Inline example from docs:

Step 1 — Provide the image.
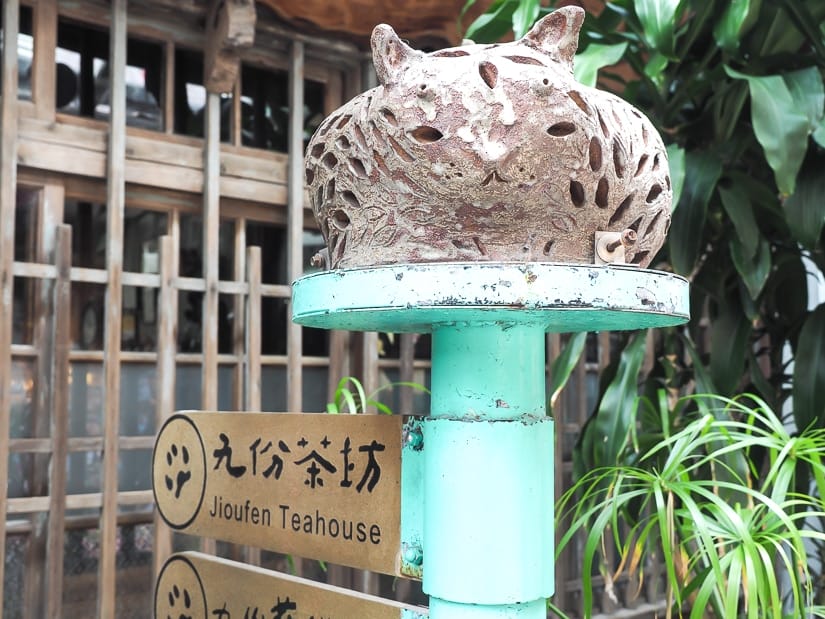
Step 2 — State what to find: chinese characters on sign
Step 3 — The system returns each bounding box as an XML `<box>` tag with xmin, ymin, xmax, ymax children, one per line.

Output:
<box><xmin>152</xmin><ymin>412</ymin><xmax>404</xmax><ymax>575</ymax></box>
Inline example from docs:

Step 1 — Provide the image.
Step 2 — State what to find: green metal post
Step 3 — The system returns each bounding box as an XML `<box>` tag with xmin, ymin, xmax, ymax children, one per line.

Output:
<box><xmin>424</xmin><ymin>323</ymin><xmax>554</xmax><ymax>618</ymax></box>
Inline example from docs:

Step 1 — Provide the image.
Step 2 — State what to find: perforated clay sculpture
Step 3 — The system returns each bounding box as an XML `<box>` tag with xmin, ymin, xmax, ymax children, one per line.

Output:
<box><xmin>305</xmin><ymin>6</ymin><xmax>671</xmax><ymax>270</ymax></box>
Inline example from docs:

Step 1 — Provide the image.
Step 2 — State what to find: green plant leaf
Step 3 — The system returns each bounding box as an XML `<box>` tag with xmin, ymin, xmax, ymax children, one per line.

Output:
<box><xmin>511</xmin><ymin>0</ymin><xmax>539</xmax><ymax>39</ymax></box>
<box><xmin>783</xmin><ymin>67</ymin><xmax>825</xmax><ymax>130</ymax></box>
<box><xmin>815</xmin><ymin>117</ymin><xmax>825</xmax><ymax>148</ymax></box>
<box><xmin>591</xmin><ymin>331</ymin><xmax>647</xmax><ymax>466</ymax></box>
<box><xmin>465</xmin><ymin>0</ymin><xmax>518</xmax><ymax>42</ymax></box>
<box><xmin>785</xmin><ymin>149</ymin><xmax>825</xmax><ymax>250</ymax></box>
<box><xmin>574</xmin><ymin>42</ymin><xmax>628</xmax><ymax>88</ymax></box>
<box><xmin>730</xmin><ymin>235</ymin><xmax>771</xmax><ymax>300</ymax></box>
<box><xmin>725</xmin><ymin>67</ymin><xmax>810</xmax><ymax>196</ymax></box>
<box><xmin>793</xmin><ymin>304</ymin><xmax>825</xmax><ymax>431</ymax></box>
<box><xmin>719</xmin><ymin>185</ymin><xmax>759</xmax><ymax>259</ymax></box>
<box><xmin>549</xmin><ymin>332</ymin><xmax>587</xmax><ymax>411</ymax></box>
<box><xmin>710</xmin><ymin>300</ymin><xmax>751</xmax><ymax>396</ymax></box>
<box><xmin>713</xmin><ymin>0</ymin><xmax>752</xmax><ymax>52</ymax></box>
<box><xmin>633</xmin><ymin>0</ymin><xmax>683</xmax><ymax>56</ymax></box>
<box><xmin>666</xmin><ymin>144</ymin><xmax>685</xmax><ymax>212</ymax></box>
<box><xmin>669</xmin><ymin>151</ymin><xmax>722</xmax><ymax>275</ymax></box>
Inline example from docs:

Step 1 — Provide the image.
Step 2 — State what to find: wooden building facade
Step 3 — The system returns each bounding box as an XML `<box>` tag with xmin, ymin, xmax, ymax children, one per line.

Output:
<box><xmin>0</xmin><ymin>1</ymin><xmax>663</xmax><ymax>617</ymax></box>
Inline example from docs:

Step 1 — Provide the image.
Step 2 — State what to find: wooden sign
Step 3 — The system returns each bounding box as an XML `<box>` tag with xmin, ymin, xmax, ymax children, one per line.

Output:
<box><xmin>155</xmin><ymin>552</ymin><xmax>428</xmax><ymax>619</ymax></box>
<box><xmin>153</xmin><ymin>412</ymin><xmax>407</xmax><ymax>575</ymax></box>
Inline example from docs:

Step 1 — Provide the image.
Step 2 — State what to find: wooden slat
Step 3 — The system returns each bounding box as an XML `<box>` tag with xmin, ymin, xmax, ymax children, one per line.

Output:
<box><xmin>152</xmin><ymin>235</ymin><xmax>177</xmax><ymax>584</ymax></box>
<box><xmin>8</xmin><ymin>491</ymin><xmax>155</xmax><ymax>514</ymax></box>
<box><xmin>33</xmin><ymin>0</ymin><xmax>57</xmax><ymax>119</ymax></box>
<box><xmin>0</xmin><ymin>0</ymin><xmax>21</xmax><ymax>607</ymax></box>
<box><xmin>286</xmin><ymin>40</ymin><xmax>305</xmax><ymax>415</ymax></box>
<box><xmin>243</xmin><ymin>246</ymin><xmax>262</xmax><ymax>566</ymax></box>
<box><xmin>200</xmin><ymin>92</ymin><xmax>221</xmax><ymax>557</ymax></box>
<box><xmin>46</xmin><ymin>225</ymin><xmax>71</xmax><ymax>619</ymax></box>
<box><xmin>98</xmin><ymin>2</ymin><xmax>127</xmax><ymax>615</ymax></box>
<box><xmin>9</xmin><ymin>436</ymin><xmax>155</xmax><ymax>453</ymax></box>
<box><xmin>163</xmin><ymin>40</ymin><xmax>174</xmax><ymax>134</ymax></box>
<box><xmin>12</xmin><ymin>261</ymin><xmax>58</xmax><ymax>278</ymax></box>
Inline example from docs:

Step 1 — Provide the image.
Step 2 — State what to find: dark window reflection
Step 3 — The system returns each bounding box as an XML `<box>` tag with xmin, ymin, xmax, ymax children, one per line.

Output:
<box><xmin>122</xmin><ymin>286</ymin><xmax>157</xmax><ymax>351</ymax></box>
<box><xmin>64</xmin><ymin>200</ymin><xmax>107</xmax><ymax>269</ymax></box>
<box><xmin>241</xmin><ymin>64</ymin><xmax>288</xmax><ymax>151</ymax></box>
<box><xmin>14</xmin><ymin>187</ymin><xmax>38</xmax><ymax>263</ymax></box>
<box><xmin>0</xmin><ymin>5</ymin><xmax>33</xmax><ymax>100</ymax></box>
<box><xmin>174</xmin><ymin>47</ymin><xmax>231</xmax><ymax>142</ymax></box>
<box><xmin>246</xmin><ymin>221</ymin><xmax>286</xmax><ymax>284</ymax></box>
<box><xmin>56</xmin><ymin>19</ymin><xmax>108</xmax><ymax>117</ymax></box>
<box><xmin>72</xmin><ymin>283</ymin><xmax>106</xmax><ymax>350</ymax></box>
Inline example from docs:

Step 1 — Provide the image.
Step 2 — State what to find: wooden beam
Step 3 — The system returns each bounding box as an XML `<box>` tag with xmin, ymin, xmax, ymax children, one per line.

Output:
<box><xmin>33</xmin><ymin>0</ymin><xmax>57</xmax><ymax>119</ymax></box>
<box><xmin>200</xmin><ymin>91</ymin><xmax>221</xmax><ymax>556</ymax></box>
<box><xmin>286</xmin><ymin>41</ymin><xmax>305</xmax><ymax>415</ymax></box>
<box><xmin>0</xmin><ymin>0</ymin><xmax>21</xmax><ymax>607</ymax></box>
<box><xmin>46</xmin><ymin>225</ymin><xmax>72</xmax><ymax>619</ymax></box>
<box><xmin>98</xmin><ymin>1</ymin><xmax>127</xmax><ymax>617</ymax></box>
<box><xmin>204</xmin><ymin>0</ymin><xmax>256</xmax><ymax>93</ymax></box>
<box><xmin>152</xmin><ymin>235</ymin><xmax>177</xmax><ymax>584</ymax></box>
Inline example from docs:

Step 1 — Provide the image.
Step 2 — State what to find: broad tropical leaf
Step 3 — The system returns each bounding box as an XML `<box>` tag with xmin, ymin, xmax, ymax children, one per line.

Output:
<box><xmin>793</xmin><ymin>304</ymin><xmax>825</xmax><ymax>431</ymax></box>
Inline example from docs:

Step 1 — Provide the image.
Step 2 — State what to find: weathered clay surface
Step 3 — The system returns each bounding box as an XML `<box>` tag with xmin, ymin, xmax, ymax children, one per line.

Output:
<box><xmin>305</xmin><ymin>6</ymin><xmax>671</xmax><ymax>269</ymax></box>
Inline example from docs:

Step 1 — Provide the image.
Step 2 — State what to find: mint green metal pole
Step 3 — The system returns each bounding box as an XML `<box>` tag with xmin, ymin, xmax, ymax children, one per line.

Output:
<box><xmin>292</xmin><ymin>263</ymin><xmax>690</xmax><ymax>618</ymax></box>
<box><xmin>424</xmin><ymin>323</ymin><xmax>554</xmax><ymax>618</ymax></box>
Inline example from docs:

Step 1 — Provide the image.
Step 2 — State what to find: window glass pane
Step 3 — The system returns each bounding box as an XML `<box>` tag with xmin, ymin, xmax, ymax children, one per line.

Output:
<box><xmin>64</xmin><ymin>201</ymin><xmax>106</xmax><ymax>269</ymax></box>
<box><xmin>4</xmin><ymin>533</ymin><xmax>29</xmax><ymax>617</ymax></box>
<box><xmin>218</xmin><ymin>364</ymin><xmax>234</xmax><ymax>409</ymax></box>
<box><xmin>218</xmin><ymin>219</ymin><xmax>234</xmax><ymax>281</ymax></box>
<box><xmin>261</xmin><ymin>297</ymin><xmax>287</xmax><ymax>355</ymax></box>
<box><xmin>72</xmin><ymin>282</ymin><xmax>105</xmax><ymax>350</ymax></box>
<box><xmin>304</xmin><ymin>78</ymin><xmax>325</xmax><ymax>147</ymax></box>
<box><xmin>12</xmin><ymin>277</ymin><xmax>34</xmax><ymax>345</ymax></box>
<box><xmin>174</xmin><ymin>47</ymin><xmax>204</xmax><ymax>137</ymax></box>
<box><xmin>120</xmin><ymin>364</ymin><xmax>155</xmax><ymax>435</ymax></box>
<box><xmin>218</xmin><ymin>293</ymin><xmax>234</xmax><ymax>355</ymax></box>
<box><xmin>260</xmin><ymin>366</ymin><xmax>287</xmax><ymax>411</ymax></box>
<box><xmin>302</xmin><ymin>366</ymin><xmax>329</xmax><ymax>412</ymax></box>
<box><xmin>92</xmin><ymin>38</ymin><xmax>163</xmax><ymax>130</ymax></box>
<box><xmin>0</xmin><ymin>5</ymin><xmax>33</xmax><ymax>100</ymax></box>
<box><xmin>123</xmin><ymin>207</ymin><xmax>167</xmax><ymax>273</ymax></box>
<box><xmin>114</xmin><ymin>522</ymin><xmax>153</xmax><ymax>618</ymax></box>
<box><xmin>122</xmin><ymin>286</ymin><xmax>158</xmax><ymax>351</ymax></box>
<box><xmin>56</xmin><ymin>19</ymin><xmax>109</xmax><ymax>117</ymax></box>
<box><xmin>178</xmin><ymin>290</ymin><xmax>203</xmax><ymax>353</ymax></box>
<box><xmin>69</xmin><ymin>362</ymin><xmax>103</xmax><ymax>437</ymax></box>
<box><xmin>14</xmin><ymin>187</ymin><xmax>38</xmax><ymax>263</ymax></box>
<box><xmin>66</xmin><ymin>450</ymin><xmax>102</xmax><ymax>493</ymax></box>
<box><xmin>303</xmin><ymin>327</ymin><xmax>328</xmax><ymax>356</ymax></box>
<box><xmin>118</xmin><ymin>449</ymin><xmax>152</xmax><ymax>491</ymax></box>
<box><xmin>175</xmin><ymin>365</ymin><xmax>201</xmax><ymax>410</ymax></box>
<box><xmin>179</xmin><ymin>214</ymin><xmax>202</xmax><ymax>278</ymax></box>
<box><xmin>63</xmin><ymin>515</ymin><xmax>100</xmax><ymax>617</ymax></box>
<box><xmin>10</xmin><ymin>359</ymin><xmax>35</xmax><ymax>438</ymax></box>
<box><xmin>240</xmin><ymin>64</ymin><xmax>288</xmax><ymax>151</ymax></box>
<box><xmin>246</xmin><ymin>221</ymin><xmax>286</xmax><ymax>284</ymax></box>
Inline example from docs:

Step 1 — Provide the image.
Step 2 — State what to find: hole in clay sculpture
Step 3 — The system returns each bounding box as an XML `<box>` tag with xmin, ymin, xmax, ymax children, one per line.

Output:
<box><xmin>348</xmin><ymin>157</ymin><xmax>368</xmax><ymax>178</ymax></box>
<box><xmin>597</xmin><ymin>110</ymin><xmax>611</xmax><ymax>138</ymax></box>
<box><xmin>609</xmin><ymin>193</ymin><xmax>634</xmax><ymax>226</ymax></box>
<box><xmin>595</xmin><ymin>177</ymin><xmax>609</xmax><ymax>208</ymax></box>
<box><xmin>319</xmin><ymin>114</ymin><xmax>338</xmax><ymax>137</ymax></box>
<box><xmin>409</xmin><ymin>126</ymin><xmax>444</xmax><ymax>144</ymax></box>
<box><xmin>479</xmin><ymin>61</ymin><xmax>498</xmax><ymax>89</ymax></box>
<box><xmin>569</xmin><ymin>180</ymin><xmax>585</xmax><ymax>207</ymax></box>
<box><xmin>568</xmin><ymin>91</ymin><xmax>589</xmax><ymax>114</ymax></box>
<box><xmin>644</xmin><ymin>210</ymin><xmax>662</xmax><ymax>237</ymax></box>
<box><xmin>628</xmin><ymin>215</ymin><xmax>644</xmax><ymax>232</ymax></box>
<box><xmin>543</xmin><ymin>240</ymin><xmax>554</xmax><ymax>256</ymax></box>
<box><xmin>631</xmin><ymin>250</ymin><xmax>649</xmax><ymax>264</ymax></box>
<box><xmin>330</xmin><ymin>209</ymin><xmax>351</xmax><ymax>230</ymax></box>
<box><xmin>380</xmin><ymin>108</ymin><xmax>398</xmax><ymax>126</ymax></box>
<box><xmin>613</xmin><ymin>139</ymin><xmax>626</xmax><ymax>178</ymax></box>
<box><xmin>321</xmin><ymin>152</ymin><xmax>338</xmax><ymax>170</ymax></box>
<box><xmin>352</xmin><ymin>125</ymin><xmax>368</xmax><ymax>151</ymax></box>
<box><xmin>310</xmin><ymin>143</ymin><xmax>325</xmax><ymax>158</ymax></box>
<box><xmin>336</xmin><ymin>114</ymin><xmax>352</xmax><ymax>130</ymax></box>
<box><xmin>646</xmin><ymin>183</ymin><xmax>663</xmax><ymax>203</ymax></box>
<box><xmin>341</xmin><ymin>191</ymin><xmax>360</xmax><ymax>208</ymax></box>
<box><xmin>305</xmin><ymin>167</ymin><xmax>315</xmax><ymax>184</ymax></box>
<box><xmin>503</xmin><ymin>55</ymin><xmax>545</xmax><ymax>66</ymax></box>
<box><xmin>432</xmin><ymin>49</ymin><xmax>470</xmax><ymax>57</ymax></box>
<box><xmin>314</xmin><ymin>185</ymin><xmax>323</xmax><ymax>207</ymax></box>
<box><xmin>665</xmin><ymin>175</ymin><xmax>671</xmax><ymax>190</ymax></box>
<box><xmin>547</xmin><ymin>122</ymin><xmax>576</xmax><ymax>137</ymax></box>
<box><xmin>325</xmin><ymin>179</ymin><xmax>336</xmax><ymax>200</ymax></box>
<box><xmin>652</xmin><ymin>153</ymin><xmax>661</xmax><ymax>171</ymax></box>
<box><xmin>336</xmin><ymin>135</ymin><xmax>351</xmax><ymax>149</ymax></box>
<box><xmin>388</xmin><ymin>136</ymin><xmax>415</xmax><ymax>163</ymax></box>
<box><xmin>589</xmin><ymin>137</ymin><xmax>602</xmax><ymax>171</ymax></box>
<box><xmin>635</xmin><ymin>154</ymin><xmax>649</xmax><ymax>177</ymax></box>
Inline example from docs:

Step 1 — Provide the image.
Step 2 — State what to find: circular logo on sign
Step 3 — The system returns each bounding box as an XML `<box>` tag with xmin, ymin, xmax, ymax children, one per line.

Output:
<box><xmin>153</xmin><ymin>414</ymin><xmax>207</xmax><ymax>529</ymax></box>
<box><xmin>154</xmin><ymin>555</ymin><xmax>207</xmax><ymax>619</ymax></box>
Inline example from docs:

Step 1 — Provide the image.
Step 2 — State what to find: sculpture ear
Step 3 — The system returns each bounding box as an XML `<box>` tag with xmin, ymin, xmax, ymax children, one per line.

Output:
<box><xmin>523</xmin><ymin>6</ymin><xmax>585</xmax><ymax>66</ymax></box>
<box><xmin>371</xmin><ymin>24</ymin><xmax>421</xmax><ymax>86</ymax></box>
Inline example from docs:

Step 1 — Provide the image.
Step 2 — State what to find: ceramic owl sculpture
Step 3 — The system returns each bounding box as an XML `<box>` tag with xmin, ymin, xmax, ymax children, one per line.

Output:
<box><xmin>305</xmin><ymin>6</ymin><xmax>671</xmax><ymax>269</ymax></box>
